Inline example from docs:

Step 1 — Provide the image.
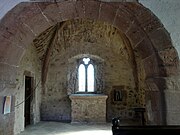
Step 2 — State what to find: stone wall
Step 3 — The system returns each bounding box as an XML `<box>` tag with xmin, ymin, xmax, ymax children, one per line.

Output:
<box><xmin>40</xmin><ymin>19</ymin><xmax>143</xmax><ymax>122</ymax></box>
<box><xmin>70</xmin><ymin>94</ymin><xmax>108</xmax><ymax>123</ymax></box>
<box><xmin>0</xmin><ymin>0</ymin><xmax>137</xmax><ymax>19</ymax></box>
<box><xmin>0</xmin><ymin>43</ymin><xmax>41</xmax><ymax>135</ymax></box>
<box><xmin>1</xmin><ymin>0</ymin><xmax>179</xmax><ymax>57</ymax></box>
<box><xmin>0</xmin><ymin>1</ymin><xmax>179</xmax><ymax>133</ymax></box>
<box><xmin>0</xmin><ymin>97</ymin><xmax>15</xmax><ymax>135</ymax></box>
<box><xmin>14</xmin><ymin>44</ymin><xmax>41</xmax><ymax>135</ymax></box>
<box><xmin>139</xmin><ymin>0</ymin><xmax>180</xmax><ymax>55</ymax></box>
<box><xmin>140</xmin><ymin>0</ymin><xmax>180</xmax><ymax>125</ymax></box>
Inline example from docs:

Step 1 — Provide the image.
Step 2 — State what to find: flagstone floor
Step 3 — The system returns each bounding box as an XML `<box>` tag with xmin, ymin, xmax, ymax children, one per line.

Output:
<box><xmin>18</xmin><ymin>121</ymin><xmax>112</xmax><ymax>135</ymax></box>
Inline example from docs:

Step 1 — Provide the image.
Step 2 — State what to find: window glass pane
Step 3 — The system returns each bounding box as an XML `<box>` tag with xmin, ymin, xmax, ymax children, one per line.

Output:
<box><xmin>83</xmin><ymin>58</ymin><xmax>90</xmax><ymax>65</ymax></box>
<box><xmin>87</xmin><ymin>64</ymin><xmax>94</xmax><ymax>92</ymax></box>
<box><xmin>78</xmin><ymin>64</ymin><xmax>85</xmax><ymax>92</ymax></box>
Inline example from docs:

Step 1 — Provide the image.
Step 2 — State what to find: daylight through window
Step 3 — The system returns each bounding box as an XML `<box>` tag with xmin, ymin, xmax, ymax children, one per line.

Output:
<box><xmin>78</xmin><ymin>58</ymin><xmax>94</xmax><ymax>92</ymax></box>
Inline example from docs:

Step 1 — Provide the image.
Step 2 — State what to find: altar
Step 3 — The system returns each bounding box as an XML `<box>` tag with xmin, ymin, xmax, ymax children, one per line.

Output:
<box><xmin>69</xmin><ymin>94</ymin><xmax>108</xmax><ymax>123</ymax></box>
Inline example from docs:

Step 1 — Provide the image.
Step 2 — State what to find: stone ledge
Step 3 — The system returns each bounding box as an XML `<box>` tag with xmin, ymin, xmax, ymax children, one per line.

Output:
<box><xmin>69</xmin><ymin>94</ymin><xmax>108</xmax><ymax>99</ymax></box>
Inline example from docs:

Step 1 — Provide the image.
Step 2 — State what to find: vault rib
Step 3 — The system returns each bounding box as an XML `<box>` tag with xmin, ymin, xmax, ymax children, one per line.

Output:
<box><xmin>42</xmin><ymin>22</ymin><xmax>67</xmax><ymax>94</ymax></box>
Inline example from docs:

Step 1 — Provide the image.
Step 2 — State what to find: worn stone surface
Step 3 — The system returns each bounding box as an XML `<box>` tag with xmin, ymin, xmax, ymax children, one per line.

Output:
<box><xmin>0</xmin><ymin>1</ymin><xmax>180</xmax><ymax>135</ymax></box>
<box><xmin>69</xmin><ymin>94</ymin><xmax>108</xmax><ymax>123</ymax></box>
<box><xmin>39</xmin><ymin>19</ymin><xmax>141</xmax><ymax>122</ymax></box>
<box><xmin>143</xmin><ymin>53</ymin><xmax>159</xmax><ymax>78</ymax></box>
<box><xmin>145</xmin><ymin>90</ymin><xmax>164</xmax><ymax>125</ymax></box>
<box><xmin>99</xmin><ymin>3</ymin><xmax>118</xmax><ymax>24</ymax></box>
<box><xmin>126</xmin><ymin>23</ymin><xmax>146</xmax><ymax>47</ymax></box>
<box><xmin>158</xmin><ymin>47</ymin><xmax>179</xmax><ymax>76</ymax></box>
<box><xmin>0</xmin><ymin>96</ymin><xmax>15</xmax><ymax>135</ymax></box>
<box><xmin>14</xmin><ymin>44</ymin><xmax>41</xmax><ymax>135</ymax></box>
<box><xmin>133</xmin><ymin>38</ymin><xmax>154</xmax><ymax>59</ymax></box>
<box><xmin>139</xmin><ymin>0</ymin><xmax>180</xmax><ymax>55</ymax></box>
<box><xmin>57</xmin><ymin>1</ymin><xmax>78</xmax><ymax>21</ymax></box>
<box><xmin>17</xmin><ymin>122</ymin><xmax>112</xmax><ymax>135</ymax></box>
<box><xmin>113</xmin><ymin>8</ymin><xmax>133</xmax><ymax>33</ymax></box>
<box><xmin>0</xmin><ymin>1</ymin><xmax>177</xmax><ymax>95</ymax></box>
<box><xmin>0</xmin><ymin>111</ymin><xmax>15</xmax><ymax>135</ymax></box>
<box><xmin>165</xmin><ymin>91</ymin><xmax>180</xmax><ymax>125</ymax></box>
<box><xmin>148</xmin><ymin>28</ymin><xmax>172</xmax><ymax>51</ymax></box>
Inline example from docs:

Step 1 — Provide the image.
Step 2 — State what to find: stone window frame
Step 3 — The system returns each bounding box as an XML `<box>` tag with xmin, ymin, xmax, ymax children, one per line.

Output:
<box><xmin>67</xmin><ymin>54</ymin><xmax>105</xmax><ymax>95</ymax></box>
<box><xmin>77</xmin><ymin>57</ymin><xmax>96</xmax><ymax>94</ymax></box>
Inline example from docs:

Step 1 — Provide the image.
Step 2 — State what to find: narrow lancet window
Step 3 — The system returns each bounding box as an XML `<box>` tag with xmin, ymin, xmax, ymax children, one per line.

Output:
<box><xmin>87</xmin><ymin>64</ymin><xmax>94</xmax><ymax>92</ymax></box>
<box><xmin>78</xmin><ymin>58</ymin><xmax>95</xmax><ymax>93</ymax></box>
<box><xmin>78</xmin><ymin>64</ymin><xmax>85</xmax><ymax>92</ymax></box>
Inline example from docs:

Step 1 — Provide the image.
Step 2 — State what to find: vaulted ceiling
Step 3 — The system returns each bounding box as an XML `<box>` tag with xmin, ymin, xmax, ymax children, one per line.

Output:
<box><xmin>32</xmin><ymin>19</ymin><xmax>133</xmax><ymax>86</ymax></box>
<box><xmin>33</xmin><ymin>19</ymin><xmax>129</xmax><ymax>62</ymax></box>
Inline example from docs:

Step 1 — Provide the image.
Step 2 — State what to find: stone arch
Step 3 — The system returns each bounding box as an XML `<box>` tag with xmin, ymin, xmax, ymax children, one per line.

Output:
<box><xmin>0</xmin><ymin>0</ymin><xmax>179</xmax><ymax>124</ymax></box>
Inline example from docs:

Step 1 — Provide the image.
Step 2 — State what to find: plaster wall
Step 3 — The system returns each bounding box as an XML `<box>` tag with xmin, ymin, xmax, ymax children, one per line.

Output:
<box><xmin>14</xmin><ymin>44</ymin><xmax>41</xmax><ymax>134</ymax></box>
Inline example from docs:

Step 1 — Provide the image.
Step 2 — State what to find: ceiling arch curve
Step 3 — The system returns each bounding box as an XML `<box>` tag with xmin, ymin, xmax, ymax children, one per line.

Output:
<box><xmin>0</xmin><ymin>1</ymin><xmax>178</xmax><ymax>91</ymax></box>
<box><xmin>0</xmin><ymin>0</ymin><xmax>179</xmax><ymax>125</ymax></box>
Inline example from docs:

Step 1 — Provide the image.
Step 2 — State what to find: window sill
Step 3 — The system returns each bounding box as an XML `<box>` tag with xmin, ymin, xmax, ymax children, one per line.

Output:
<box><xmin>69</xmin><ymin>93</ymin><xmax>108</xmax><ymax>99</ymax></box>
<box><xmin>75</xmin><ymin>91</ymin><xmax>96</xmax><ymax>94</ymax></box>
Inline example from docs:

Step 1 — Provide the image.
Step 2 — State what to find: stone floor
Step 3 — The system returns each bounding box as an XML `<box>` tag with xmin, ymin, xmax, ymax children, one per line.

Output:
<box><xmin>18</xmin><ymin>122</ymin><xmax>112</xmax><ymax>135</ymax></box>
